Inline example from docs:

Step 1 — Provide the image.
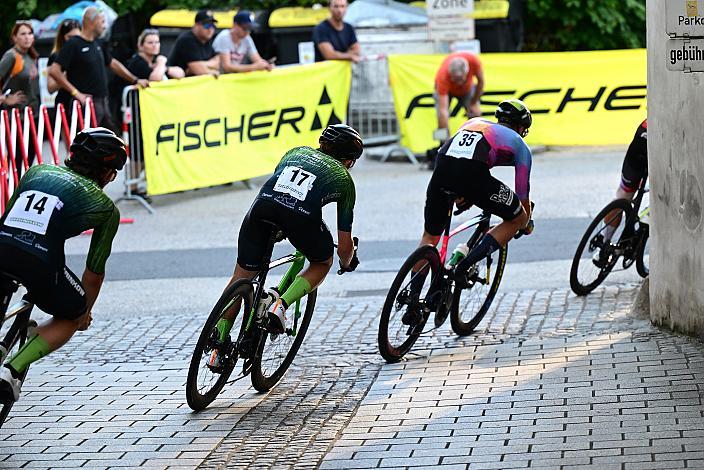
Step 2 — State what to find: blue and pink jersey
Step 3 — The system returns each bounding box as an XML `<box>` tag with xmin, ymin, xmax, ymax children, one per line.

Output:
<box><xmin>448</xmin><ymin>118</ymin><xmax>532</xmax><ymax>200</ymax></box>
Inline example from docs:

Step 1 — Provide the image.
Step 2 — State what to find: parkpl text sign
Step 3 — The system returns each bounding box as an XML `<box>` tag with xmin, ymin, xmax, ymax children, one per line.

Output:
<box><xmin>667</xmin><ymin>0</ymin><xmax>704</xmax><ymax>37</ymax></box>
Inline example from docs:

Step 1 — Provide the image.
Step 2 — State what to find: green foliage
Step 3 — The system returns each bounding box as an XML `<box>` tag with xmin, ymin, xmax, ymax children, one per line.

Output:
<box><xmin>524</xmin><ymin>0</ymin><xmax>646</xmax><ymax>51</ymax></box>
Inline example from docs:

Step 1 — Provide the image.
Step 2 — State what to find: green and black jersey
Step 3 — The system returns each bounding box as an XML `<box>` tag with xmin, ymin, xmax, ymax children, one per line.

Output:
<box><xmin>258</xmin><ymin>147</ymin><xmax>356</xmax><ymax>231</ymax></box>
<box><xmin>0</xmin><ymin>165</ymin><xmax>119</xmax><ymax>274</ymax></box>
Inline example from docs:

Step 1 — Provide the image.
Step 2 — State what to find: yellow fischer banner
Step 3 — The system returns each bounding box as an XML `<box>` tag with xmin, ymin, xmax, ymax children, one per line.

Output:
<box><xmin>388</xmin><ymin>49</ymin><xmax>647</xmax><ymax>153</ymax></box>
<box><xmin>139</xmin><ymin>61</ymin><xmax>351</xmax><ymax>195</ymax></box>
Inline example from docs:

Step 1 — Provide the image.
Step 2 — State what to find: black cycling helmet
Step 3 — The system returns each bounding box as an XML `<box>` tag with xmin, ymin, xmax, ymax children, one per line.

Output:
<box><xmin>319</xmin><ymin>124</ymin><xmax>364</xmax><ymax>161</ymax></box>
<box><xmin>495</xmin><ymin>99</ymin><xmax>532</xmax><ymax>136</ymax></box>
<box><xmin>69</xmin><ymin>127</ymin><xmax>127</xmax><ymax>170</ymax></box>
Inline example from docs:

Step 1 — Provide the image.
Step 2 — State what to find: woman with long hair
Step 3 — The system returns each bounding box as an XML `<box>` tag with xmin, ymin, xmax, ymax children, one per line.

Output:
<box><xmin>0</xmin><ymin>21</ymin><xmax>40</xmax><ymax>111</ymax></box>
<box><xmin>47</xmin><ymin>19</ymin><xmax>81</xmax><ymax>93</ymax></box>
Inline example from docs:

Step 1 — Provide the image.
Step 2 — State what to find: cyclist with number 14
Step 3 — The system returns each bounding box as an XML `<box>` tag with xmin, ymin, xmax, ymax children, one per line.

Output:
<box><xmin>0</xmin><ymin>128</ymin><xmax>126</xmax><ymax>403</ymax></box>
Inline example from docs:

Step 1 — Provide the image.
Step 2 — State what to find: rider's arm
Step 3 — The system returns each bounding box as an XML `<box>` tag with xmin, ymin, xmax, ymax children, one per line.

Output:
<box><xmin>86</xmin><ymin>206</ymin><xmax>119</xmax><ymax>278</ymax></box>
<box><xmin>336</xmin><ymin>176</ymin><xmax>356</xmax><ymax>267</ymax></box>
<box><xmin>513</xmin><ymin>138</ymin><xmax>533</xmax><ymax>225</ymax></box>
<box><xmin>337</xmin><ymin>230</ymin><xmax>354</xmax><ymax>267</ymax></box>
<box><xmin>81</xmin><ymin>268</ymin><xmax>104</xmax><ymax>313</ymax></box>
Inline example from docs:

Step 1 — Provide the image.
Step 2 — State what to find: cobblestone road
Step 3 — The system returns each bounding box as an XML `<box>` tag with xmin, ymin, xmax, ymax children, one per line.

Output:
<box><xmin>2</xmin><ymin>282</ymin><xmax>704</xmax><ymax>469</ymax></box>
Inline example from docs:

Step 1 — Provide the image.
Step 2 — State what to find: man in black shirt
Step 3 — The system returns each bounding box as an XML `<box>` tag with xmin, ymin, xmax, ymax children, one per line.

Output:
<box><xmin>168</xmin><ymin>10</ymin><xmax>220</xmax><ymax>76</ymax></box>
<box><xmin>312</xmin><ymin>0</ymin><xmax>360</xmax><ymax>63</ymax></box>
<box><xmin>48</xmin><ymin>6</ymin><xmax>149</xmax><ymax>131</ymax></box>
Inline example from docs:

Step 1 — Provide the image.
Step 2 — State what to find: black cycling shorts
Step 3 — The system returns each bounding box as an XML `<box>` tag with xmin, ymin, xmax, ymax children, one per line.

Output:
<box><xmin>0</xmin><ymin>243</ymin><xmax>87</xmax><ymax>320</ymax></box>
<box><xmin>424</xmin><ymin>157</ymin><xmax>523</xmax><ymax>236</ymax></box>
<box><xmin>237</xmin><ymin>199</ymin><xmax>334</xmax><ymax>271</ymax></box>
<box><xmin>620</xmin><ymin>124</ymin><xmax>648</xmax><ymax>193</ymax></box>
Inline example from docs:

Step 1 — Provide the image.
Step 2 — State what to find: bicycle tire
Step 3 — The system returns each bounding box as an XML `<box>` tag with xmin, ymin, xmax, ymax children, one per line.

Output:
<box><xmin>0</xmin><ymin>321</ymin><xmax>32</xmax><ymax>429</ymax></box>
<box><xmin>378</xmin><ymin>245</ymin><xmax>440</xmax><ymax>363</ymax></box>
<box><xmin>450</xmin><ymin>240</ymin><xmax>507</xmax><ymax>337</ymax></box>
<box><xmin>250</xmin><ymin>289</ymin><xmax>316</xmax><ymax>392</ymax></box>
<box><xmin>570</xmin><ymin>199</ymin><xmax>632</xmax><ymax>296</ymax></box>
<box><xmin>186</xmin><ymin>280</ymin><xmax>253</xmax><ymax>411</ymax></box>
<box><xmin>635</xmin><ymin>224</ymin><xmax>649</xmax><ymax>278</ymax></box>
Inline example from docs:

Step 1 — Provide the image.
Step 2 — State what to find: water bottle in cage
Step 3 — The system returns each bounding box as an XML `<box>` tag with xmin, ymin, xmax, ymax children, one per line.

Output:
<box><xmin>446</xmin><ymin>243</ymin><xmax>469</xmax><ymax>269</ymax></box>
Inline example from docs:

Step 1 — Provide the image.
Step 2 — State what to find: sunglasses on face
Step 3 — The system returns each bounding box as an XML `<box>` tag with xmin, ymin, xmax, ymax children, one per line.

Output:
<box><xmin>202</xmin><ymin>22</ymin><xmax>215</xmax><ymax>29</ymax></box>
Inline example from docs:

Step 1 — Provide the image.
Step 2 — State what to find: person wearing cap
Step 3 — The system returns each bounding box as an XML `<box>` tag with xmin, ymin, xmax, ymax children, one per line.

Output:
<box><xmin>213</xmin><ymin>11</ymin><xmax>272</xmax><ymax>73</ymax></box>
<box><xmin>167</xmin><ymin>9</ymin><xmax>220</xmax><ymax>76</ymax></box>
<box><xmin>312</xmin><ymin>0</ymin><xmax>360</xmax><ymax>63</ymax></box>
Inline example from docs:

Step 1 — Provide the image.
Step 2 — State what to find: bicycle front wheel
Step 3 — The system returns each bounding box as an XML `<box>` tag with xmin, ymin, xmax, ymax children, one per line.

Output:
<box><xmin>570</xmin><ymin>199</ymin><xmax>631</xmax><ymax>296</ymax></box>
<box><xmin>378</xmin><ymin>245</ymin><xmax>441</xmax><ymax>363</ymax></box>
<box><xmin>186</xmin><ymin>280</ymin><xmax>253</xmax><ymax>411</ymax></box>
<box><xmin>250</xmin><ymin>290</ymin><xmax>316</xmax><ymax>392</ymax></box>
<box><xmin>450</xmin><ymin>241</ymin><xmax>507</xmax><ymax>336</ymax></box>
<box><xmin>0</xmin><ymin>319</ymin><xmax>35</xmax><ymax>428</ymax></box>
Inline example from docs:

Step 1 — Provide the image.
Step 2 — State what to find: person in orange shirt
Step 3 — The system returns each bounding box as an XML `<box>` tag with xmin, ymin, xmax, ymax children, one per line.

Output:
<box><xmin>434</xmin><ymin>51</ymin><xmax>485</xmax><ymax>138</ymax></box>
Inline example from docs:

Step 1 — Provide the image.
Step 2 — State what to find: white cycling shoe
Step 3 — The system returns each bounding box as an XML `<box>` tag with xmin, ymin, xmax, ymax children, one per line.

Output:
<box><xmin>0</xmin><ymin>365</ymin><xmax>22</xmax><ymax>402</ymax></box>
<box><xmin>267</xmin><ymin>299</ymin><xmax>289</xmax><ymax>335</ymax></box>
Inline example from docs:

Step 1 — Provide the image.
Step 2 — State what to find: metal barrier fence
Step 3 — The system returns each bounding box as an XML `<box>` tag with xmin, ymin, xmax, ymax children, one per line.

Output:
<box><xmin>115</xmin><ymin>86</ymin><xmax>153</xmax><ymax>213</ymax></box>
<box><xmin>349</xmin><ymin>55</ymin><xmax>417</xmax><ymax>164</ymax></box>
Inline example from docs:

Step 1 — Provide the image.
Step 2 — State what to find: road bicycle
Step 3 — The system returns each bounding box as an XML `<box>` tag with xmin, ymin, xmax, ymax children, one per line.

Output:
<box><xmin>570</xmin><ymin>177</ymin><xmax>649</xmax><ymax>296</ymax></box>
<box><xmin>378</xmin><ymin>201</ymin><xmax>531</xmax><ymax>363</ymax></box>
<box><xmin>0</xmin><ymin>275</ymin><xmax>37</xmax><ymax>428</ymax></box>
<box><xmin>186</xmin><ymin>221</ymin><xmax>356</xmax><ymax>411</ymax></box>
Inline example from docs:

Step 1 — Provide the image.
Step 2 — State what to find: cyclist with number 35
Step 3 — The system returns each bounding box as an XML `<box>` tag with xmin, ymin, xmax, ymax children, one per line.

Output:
<box><xmin>405</xmin><ymin>100</ymin><xmax>534</xmax><ymax>325</ymax></box>
<box><xmin>0</xmin><ymin>128</ymin><xmax>126</xmax><ymax>403</ymax></box>
<box><xmin>214</xmin><ymin>124</ymin><xmax>362</xmax><ymax>348</ymax></box>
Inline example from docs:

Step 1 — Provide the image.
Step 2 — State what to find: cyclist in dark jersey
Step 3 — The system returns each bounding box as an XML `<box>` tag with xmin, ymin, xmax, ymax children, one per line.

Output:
<box><xmin>406</xmin><ymin>100</ymin><xmax>534</xmax><ymax>324</ymax></box>
<box><xmin>0</xmin><ymin>127</ymin><xmax>126</xmax><ymax>402</ymax></box>
<box><xmin>593</xmin><ymin>119</ymin><xmax>647</xmax><ymax>265</ymax></box>
<box><xmin>226</xmin><ymin>124</ymin><xmax>362</xmax><ymax>335</ymax></box>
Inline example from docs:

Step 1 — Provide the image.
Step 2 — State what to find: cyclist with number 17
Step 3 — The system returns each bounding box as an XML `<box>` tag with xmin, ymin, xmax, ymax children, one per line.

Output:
<box><xmin>0</xmin><ymin>128</ymin><xmax>126</xmax><ymax>403</ymax></box>
<box><xmin>211</xmin><ymin>124</ymin><xmax>362</xmax><ymax>353</ymax></box>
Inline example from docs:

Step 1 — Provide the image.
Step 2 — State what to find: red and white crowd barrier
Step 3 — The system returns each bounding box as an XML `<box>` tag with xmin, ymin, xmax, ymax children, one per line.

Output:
<box><xmin>0</xmin><ymin>98</ymin><xmax>97</xmax><ymax>214</ymax></box>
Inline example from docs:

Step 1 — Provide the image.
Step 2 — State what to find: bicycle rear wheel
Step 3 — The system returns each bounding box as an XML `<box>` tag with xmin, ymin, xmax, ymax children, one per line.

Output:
<box><xmin>450</xmin><ymin>240</ymin><xmax>507</xmax><ymax>336</ymax></box>
<box><xmin>378</xmin><ymin>245</ymin><xmax>440</xmax><ymax>363</ymax></box>
<box><xmin>250</xmin><ymin>290</ymin><xmax>316</xmax><ymax>392</ymax></box>
<box><xmin>0</xmin><ymin>319</ymin><xmax>34</xmax><ymax>428</ymax></box>
<box><xmin>186</xmin><ymin>280</ymin><xmax>253</xmax><ymax>411</ymax></box>
<box><xmin>570</xmin><ymin>199</ymin><xmax>631</xmax><ymax>296</ymax></box>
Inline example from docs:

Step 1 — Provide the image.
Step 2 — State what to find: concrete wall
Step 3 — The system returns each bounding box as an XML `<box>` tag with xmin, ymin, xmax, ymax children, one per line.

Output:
<box><xmin>647</xmin><ymin>0</ymin><xmax>704</xmax><ymax>336</ymax></box>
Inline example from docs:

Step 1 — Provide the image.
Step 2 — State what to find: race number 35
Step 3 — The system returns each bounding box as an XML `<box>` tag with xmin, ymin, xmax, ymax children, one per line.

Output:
<box><xmin>447</xmin><ymin>130</ymin><xmax>483</xmax><ymax>159</ymax></box>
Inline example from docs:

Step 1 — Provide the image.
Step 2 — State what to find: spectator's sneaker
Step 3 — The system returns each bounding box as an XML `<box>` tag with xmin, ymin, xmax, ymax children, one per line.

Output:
<box><xmin>0</xmin><ymin>365</ymin><xmax>21</xmax><ymax>402</ymax></box>
<box><xmin>267</xmin><ymin>299</ymin><xmax>288</xmax><ymax>335</ymax></box>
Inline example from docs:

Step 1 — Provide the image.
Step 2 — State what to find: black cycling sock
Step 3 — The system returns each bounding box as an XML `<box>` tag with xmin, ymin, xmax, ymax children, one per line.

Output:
<box><xmin>3</xmin><ymin>364</ymin><xmax>21</xmax><ymax>380</ymax></box>
<box><xmin>456</xmin><ymin>234</ymin><xmax>501</xmax><ymax>274</ymax></box>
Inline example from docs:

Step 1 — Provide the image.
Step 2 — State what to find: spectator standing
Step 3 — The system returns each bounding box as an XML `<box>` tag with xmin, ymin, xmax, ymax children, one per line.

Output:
<box><xmin>125</xmin><ymin>29</ymin><xmax>185</xmax><ymax>82</ymax></box>
<box><xmin>48</xmin><ymin>7</ymin><xmax>149</xmax><ymax>131</ymax></box>
<box><xmin>213</xmin><ymin>11</ymin><xmax>272</xmax><ymax>73</ymax></box>
<box><xmin>434</xmin><ymin>52</ymin><xmax>485</xmax><ymax>134</ymax></box>
<box><xmin>0</xmin><ymin>21</ymin><xmax>40</xmax><ymax>112</ymax></box>
<box><xmin>47</xmin><ymin>19</ymin><xmax>81</xmax><ymax>94</ymax></box>
<box><xmin>312</xmin><ymin>0</ymin><xmax>360</xmax><ymax>63</ymax></box>
<box><xmin>0</xmin><ymin>21</ymin><xmax>41</xmax><ymax>172</ymax></box>
<box><xmin>168</xmin><ymin>10</ymin><xmax>220</xmax><ymax>76</ymax></box>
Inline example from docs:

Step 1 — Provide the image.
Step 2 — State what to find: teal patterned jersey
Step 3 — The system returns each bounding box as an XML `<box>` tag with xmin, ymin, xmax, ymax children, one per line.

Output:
<box><xmin>0</xmin><ymin>165</ymin><xmax>119</xmax><ymax>274</ymax></box>
<box><xmin>258</xmin><ymin>147</ymin><xmax>356</xmax><ymax>231</ymax></box>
